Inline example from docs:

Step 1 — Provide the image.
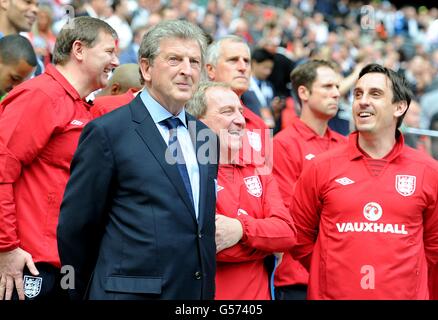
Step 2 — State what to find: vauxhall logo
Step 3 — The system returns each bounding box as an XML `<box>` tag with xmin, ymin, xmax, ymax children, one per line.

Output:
<box><xmin>336</xmin><ymin>202</ymin><xmax>408</xmax><ymax>235</ymax></box>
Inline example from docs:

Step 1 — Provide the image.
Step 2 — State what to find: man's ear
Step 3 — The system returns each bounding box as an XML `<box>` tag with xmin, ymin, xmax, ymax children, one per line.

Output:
<box><xmin>139</xmin><ymin>58</ymin><xmax>152</xmax><ymax>83</ymax></box>
<box><xmin>394</xmin><ymin>100</ymin><xmax>408</xmax><ymax>118</ymax></box>
<box><xmin>110</xmin><ymin>83</ymin><xmax>121</xmax><ymax>96</ymax></box>
<box><xmin>297</xmin><ymin>85</ymin><xmax>310</xmax><ymax>103</ymax></box>
<box><xmin>71</xmin><ymin>40</ymin><xmax>85</xmax><ymax>62</ymax></box>
<box><xmin>206</xmin><ymin>64</ymin><xmax>215</xmax><ymax>81</ymax></box>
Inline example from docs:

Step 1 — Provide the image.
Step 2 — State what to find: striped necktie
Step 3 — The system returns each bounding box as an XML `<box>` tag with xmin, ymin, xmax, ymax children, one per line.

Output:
<box><xmin>161</xmin><ymin>117</ymin><xmax>194</xmax><ymax>206</ymax></box>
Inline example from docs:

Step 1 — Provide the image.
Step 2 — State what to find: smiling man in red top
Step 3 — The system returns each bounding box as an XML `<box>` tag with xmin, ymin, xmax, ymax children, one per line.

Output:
<box><xmin>205</xmin><ymin>36</ymin><xmax>271</xmax><ymax>172</ymax></box>
<box><xmin>187</xmin><ymin>82</ymin><xmax>296</xmax><ymax>299</ymax></box>
<box><xmin>291</xmin><ymin>63</ymin><xmax>438</xmax><ymax>299</ymax></box>
<box><xmin>273</xmin><ymin>60</ymin><xmax>347</xmax><ymax>300</ymax></box>
<box><xmin>0</xmin><ymin>17</ymin><xmax>119</xmax><ymax>300</ymax></box>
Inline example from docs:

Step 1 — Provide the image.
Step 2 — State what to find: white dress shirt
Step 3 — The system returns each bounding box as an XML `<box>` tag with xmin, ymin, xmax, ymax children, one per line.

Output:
<box><xmin>140</xmin><ymin>89</ymin><xmax>200</xmax><ymax>219</ymax></box>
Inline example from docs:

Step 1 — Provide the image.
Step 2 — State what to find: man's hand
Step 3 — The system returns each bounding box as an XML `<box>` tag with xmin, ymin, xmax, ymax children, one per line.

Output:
<box><xmin>270</xmin><ymin>96</ymin><xmax>286</xmax><ymax>119</ymax></box>
<box><xmin>0</xmin><ymin>248</ymin><xmax>39</xmax><ymax>300</ymax></box>
<box><xmin>215</xmin><ymin>214</ymin><xmax>243</xmax><ymax>253</ymax></box>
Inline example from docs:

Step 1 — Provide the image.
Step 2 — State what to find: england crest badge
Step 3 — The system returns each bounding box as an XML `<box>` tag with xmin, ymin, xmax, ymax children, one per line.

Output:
<box><xmin>244</xmin><ymin>176</ymin><xmax>263</xmax><ymax>197</ymax></box>
<box><xmin>23</xmin><ymin>275</ymin><xmax>42</xmax><ymax>299</ymax></box>
<box><xmin>395</xmin><ymin>175</ymin><xmax>416</xmax><ymax>197</ymax></box>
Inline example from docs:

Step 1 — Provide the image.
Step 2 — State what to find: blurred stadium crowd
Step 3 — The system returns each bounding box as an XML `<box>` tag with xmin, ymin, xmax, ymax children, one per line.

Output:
<box><xmin>2</xmin><ymin>0</ymin><xmax>438</xmax><ymax>158</ymax></box>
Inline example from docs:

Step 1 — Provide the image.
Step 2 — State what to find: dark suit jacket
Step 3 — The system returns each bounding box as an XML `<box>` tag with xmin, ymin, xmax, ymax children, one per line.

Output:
<box><xmin>57</xmin><ymin>95</ymin><xmax>218</xmax><ymax>300</ymax></box>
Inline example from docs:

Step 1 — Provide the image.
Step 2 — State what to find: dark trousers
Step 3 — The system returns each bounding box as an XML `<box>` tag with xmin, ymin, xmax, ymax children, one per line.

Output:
<box><xmin>12</xmin><ymin>262</ymin><xmax>68</xmax><ymax>301</ymax></box>
<box><xmin>275</xmin><ymin>284</ymin><xmax>308</xmax><ymax>300</ymax></box>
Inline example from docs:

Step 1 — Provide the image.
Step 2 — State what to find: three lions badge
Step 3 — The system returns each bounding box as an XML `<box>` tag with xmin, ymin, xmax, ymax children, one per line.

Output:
<box><xmin>23</xmin><ymin>275</ymin><xmax>42</xmax><ymax>299</ymax></box>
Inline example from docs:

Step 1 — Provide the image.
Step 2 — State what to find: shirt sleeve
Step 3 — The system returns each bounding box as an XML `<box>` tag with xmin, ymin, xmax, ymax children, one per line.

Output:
<box><xmin>423</xmin><ymin>165</ymin><xmax>438</xmax><ymax>266</ymax></box>
<box><xmin>272</xmin><ymin>137</ymin><xmax>301</xmax><ymax>208</ymax></box>
<box><xmin>0</xmin><ymin>145</ymin><xmax>21</xmax><ymax>251</ymax></box>
<box><xmin>236</xmin><ymin>174</ymin><xmax>297</xmax><ymax>253</ymax></box>
<box><xmin>289</xmin><ymin>161</ymin><xmax>322</xmax><ymax>270</ymax></box>
<box><xmin>0</xmin><ymin>88</ymin><xmax>56</xmax><ymax>251</ymax></box>
<box><xmin>216</xmin><ymin>244</ymin><xmax>269</xmax><ymax>262</ymax></box>
<box><xmin>428</xmin><ymin>262</ymin><xmax>438</xmax><ymax>300</ymax></box>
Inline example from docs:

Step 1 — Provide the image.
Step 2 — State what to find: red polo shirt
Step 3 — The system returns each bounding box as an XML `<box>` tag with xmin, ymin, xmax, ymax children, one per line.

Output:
<box><xmin>91</xmin><ymin>88</ymin><xmax>139</xmax><ymax>118</ymax></box>
<box><xmin>0</xmin><ymin>64</ymin><xmax>92</xmax><ymax>267</ymax></box>
<box><xmin>273</xmin><ymin>118</ymin><xmax>347</xmax><ymax>289</ymax></box>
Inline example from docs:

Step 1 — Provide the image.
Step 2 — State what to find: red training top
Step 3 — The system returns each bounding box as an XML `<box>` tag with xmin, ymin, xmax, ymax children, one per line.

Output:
<box><xmin>239</xmin><ymin>104</ymin><xmax>272</xmax><ymax>174</ymax></box>
<box><xmin>0</xmin><ymin>64</ymin><xmax>92</xmax><ymax>267</ymax></box>
<box><xmin>215</xmin><ymin>163</ymin><xmax>296</xmax><ymax>300</ymax></box>
<box><xmin>91</xmin><ymin>88</ymin><xmax>139</xmax><ymax>118</ymax></box>
<box><xmin>292</xmin><ymin>132</ymin><xmax>438</xmax><ymax>299</ymax></box>
<box><xmin>273</xmin><ymin>118</ymin><xmax>347</xmax><ymax>288</ymax></box>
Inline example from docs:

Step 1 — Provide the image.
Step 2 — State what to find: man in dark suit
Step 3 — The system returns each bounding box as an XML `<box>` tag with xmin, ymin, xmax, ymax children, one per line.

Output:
<box><xmin>57</xmin><ymin>20</ymin><xmax>218</xmax><ymax>300</ymax></box>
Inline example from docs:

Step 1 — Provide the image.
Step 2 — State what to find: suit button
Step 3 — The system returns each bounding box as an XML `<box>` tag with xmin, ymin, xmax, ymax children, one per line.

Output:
<box><xmin>195</xmin><ymin>271</ymin><xmax>202</xmax><ymax>280</ymax></box>
<box><xmin>198</xmin><ymin>233</ymin><xmax>202</xmax><ymax>239</ymax></box>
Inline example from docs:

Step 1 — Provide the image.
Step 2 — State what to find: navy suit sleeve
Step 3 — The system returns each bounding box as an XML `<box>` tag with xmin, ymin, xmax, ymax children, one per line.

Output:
<box><xmin>241</xmin><ymin>90</ymin><xmax>262</xmax><ymax>116</ymax></box>
<box><xmin>57</xmin><ymin>120</ymin><xmax>114</xmax><ymax>300</ymax></box>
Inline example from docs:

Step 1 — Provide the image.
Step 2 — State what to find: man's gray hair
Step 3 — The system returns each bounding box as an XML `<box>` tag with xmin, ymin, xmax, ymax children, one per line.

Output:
<box><xmin>138</xmin><ymin>20</ymin><xmax>207</xmax><ymax>65</ymax></box>
<box><xmin>205</xmin><ymin>35</ymin><xmax>250</xmax><ymax>66</ymax></box>
<box><xmin>186</xmin><ymin>81</ymin><xmax>231</xmax><ymax>118</ymax></box>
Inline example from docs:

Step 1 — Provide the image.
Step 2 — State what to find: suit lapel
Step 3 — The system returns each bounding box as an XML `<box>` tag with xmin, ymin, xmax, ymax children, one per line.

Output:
<box><xmin>131</xmin><ymin>96</ymin><xmax>197</xmax><ymax>222</ymax></box>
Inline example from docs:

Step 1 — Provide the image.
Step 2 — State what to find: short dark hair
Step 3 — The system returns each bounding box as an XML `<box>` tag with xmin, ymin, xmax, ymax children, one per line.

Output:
<box><xmin>0</xmin><ymin>35</ymin><xmax>37</xmax><ymax>67</ymax></box>
<box><xmin>53</xmin><ymin>16</ymin><xmax>118</xmax><ymax>65</ymax></box>
<box><xmin>290</xmin><ymin>59</ymin><xmax>336</xmax><ymax>106</ymax></box>
<box><xmin>251</xmin><ymin>48</ymin><xmax>274</xmax><ymax>64</ymax></box>
<box><xmin>111</xmin><ymin>0</ymin><xmax>121</xmax><ymax>12</ymax></box>
<box><xmin>358</xmin><ymin>63</ymin><xmax>413</xmax><ymax>129</ymax></box>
